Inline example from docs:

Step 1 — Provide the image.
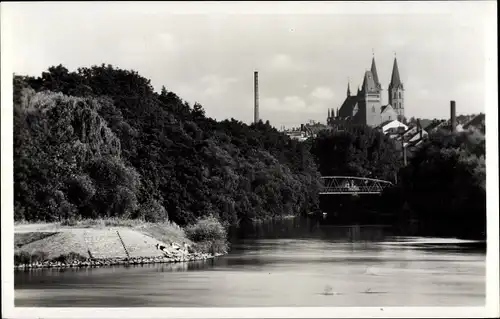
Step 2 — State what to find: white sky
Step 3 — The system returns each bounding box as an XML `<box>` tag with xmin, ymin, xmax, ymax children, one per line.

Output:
<box><xmin>3</xmin><ymin>1</ymin><xmax>496</xmax><ymax>128</ymax></box>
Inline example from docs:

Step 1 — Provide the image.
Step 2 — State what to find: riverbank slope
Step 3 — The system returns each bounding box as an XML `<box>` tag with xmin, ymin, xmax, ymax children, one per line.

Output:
<box><xmin>14</xmin><ymin>219</ymin><xmax>224</xmax><ymax>269</ymax></box>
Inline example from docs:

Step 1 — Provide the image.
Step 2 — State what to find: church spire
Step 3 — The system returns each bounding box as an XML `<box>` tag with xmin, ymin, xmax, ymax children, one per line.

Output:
<box><xmin>390</xmin><ymin>56</ymin><xmax>403</xmax><ymax>88</ymax></box>
<box><xmin>370</xmin><ymin>54</ymin><xmax>381</xmax><ymax>89</ymax></box>
<box><xmin>347</xmin><ymin>80</ymin><xmax>351</xmax><ymax>97</ymax></box>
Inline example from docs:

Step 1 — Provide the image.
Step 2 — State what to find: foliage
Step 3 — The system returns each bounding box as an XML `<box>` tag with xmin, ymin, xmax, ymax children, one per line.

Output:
<box><xmin>185</xmin><ymin>215</ymin><xmax>227</xmax><ymax>243</ymax></box>
<box><xmin>185</xmin><ymin>216</ymin><xmax>229</xmax><ymax>254</ymax></box>
<box><xmin>14</xmin><ymin>64</ymin><xmax>320</xmax><ymax>229</ymax></box>
<box><xmin>391</xmin><ymin>130</ymin><xmax>486</xmax><ymax>239</ymax></box>
<box><xmin>310</xmin><ymin>125</ymin><xmax>402</xmax><ymax>181</ymax></box>
<box><xmin>52</xmin><ymin>252</ymin><xmax>88</xmax><ymax>263</ymax></box>
<box><xmin>14</xmin><ymin>250</ymin><xmax>88</xmax><ymax>265</ymax></box>
<box><xmin>14</xmin><ymin>251</ymin><xmax>48</xmax><ymax>265</ymax></box>
<box><xmin>14</xmin><ymin>89</ymin><xmax>140</xmax><ymax>221</ymax></box>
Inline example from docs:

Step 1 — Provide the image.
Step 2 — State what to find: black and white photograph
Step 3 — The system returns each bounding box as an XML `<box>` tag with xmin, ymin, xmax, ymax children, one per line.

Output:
<box><xmin>1</xmin><ymin>1</ymin><xmax>498</xmax><ymax>318</ymax></box>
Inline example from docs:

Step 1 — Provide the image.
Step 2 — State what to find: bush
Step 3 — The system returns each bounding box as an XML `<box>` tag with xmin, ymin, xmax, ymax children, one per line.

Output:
<box><xmin>61</xmin><ymin>216</ymin><xmax>79</xmax><ymax>226</ymax></box>
<box><xmin>52</xmin><ymin>252</ymin><xmax>88</xmax><ymax>263</ymax></box>
<box><xmin>184</xmin><ymin>215</ymin><xmax>227</xmax><ymax>243</ymax></box>
<box><xmin>185</xmin><ymin>216</ymin><xmax>229</xmax><ymax>254</ymax></box>
<box><xmin>192</xmin><ymin>239</ymin><xmax>229</xmax><ymax>255</ymax></box>
<box><xmin>14</xmin><ymin>250</ymin><xmax>48</xmax><ymax>265</ymax></box>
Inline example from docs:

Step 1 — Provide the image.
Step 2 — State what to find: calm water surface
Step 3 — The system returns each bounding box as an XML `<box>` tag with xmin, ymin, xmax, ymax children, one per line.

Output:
<box><xmin>15</xmin><ymin>218</ymin><xmax>485</xmax><ymax>307</ymax></box>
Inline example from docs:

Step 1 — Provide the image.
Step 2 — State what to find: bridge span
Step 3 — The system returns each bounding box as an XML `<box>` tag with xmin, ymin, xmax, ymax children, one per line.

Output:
<box><xmin>319</xmin><ymin>176</ymin><xmax>393</xmax><ymax>195</ymax></box>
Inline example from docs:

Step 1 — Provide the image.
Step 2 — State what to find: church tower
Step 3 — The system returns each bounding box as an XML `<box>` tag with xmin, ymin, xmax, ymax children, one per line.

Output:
<box><xmin>388</xmin><ymin>56</ymin><xmax>405</xmax><ymax>121</ymax></box>
<box><xmin>360</xmin><ymin>68</ymin><xmax>382</xmax><ymax>127</ymax></box>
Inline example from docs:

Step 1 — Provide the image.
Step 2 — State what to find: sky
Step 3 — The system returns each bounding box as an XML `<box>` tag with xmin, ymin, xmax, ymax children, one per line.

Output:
<box><xmin>3</xmin><ymin>2</ymin><xmax>496</xmax><ymax>129</ymax></box>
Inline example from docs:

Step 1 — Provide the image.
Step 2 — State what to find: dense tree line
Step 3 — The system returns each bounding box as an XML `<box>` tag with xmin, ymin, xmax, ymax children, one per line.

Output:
<box><xmin>310</xmin><ymin>125</ymin><xmax>403</xmax><ymax>182</ymax></box>
<box><xmin>309</xmin><ymin>122</ymin><xmax>486</xmax><ymax>240</ymax></box>
<box><xmin>13</xmin><ymin>64</ymin><xmax>320</xmax><ymax>226</ymax></box>
<box><xmin>385</xmin><ymin>129</ymin><xmax>486</xmax><ymax>239</ymax></box>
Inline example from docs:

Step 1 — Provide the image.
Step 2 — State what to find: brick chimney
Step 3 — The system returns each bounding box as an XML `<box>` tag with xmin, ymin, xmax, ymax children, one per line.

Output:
<box><xmin>450</xmin><ymin>100</ymin><xmax>456</xmax><ymax>132</ymax></box>
<box><xmin>254</xmin><ymin>71</ymin><xmax>259</xmax><ymax>124</ymax></box>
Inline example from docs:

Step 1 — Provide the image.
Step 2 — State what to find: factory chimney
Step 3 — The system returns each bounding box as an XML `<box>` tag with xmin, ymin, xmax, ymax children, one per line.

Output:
<box><xmin>254</xmin><ymin>71</ymin><xmax>259</xmax><ymax>124</ymax></box>
<box><xmin>450</xmin><ymin>100</ymin><xmax>456</xmax><ymax>132</ymax></box>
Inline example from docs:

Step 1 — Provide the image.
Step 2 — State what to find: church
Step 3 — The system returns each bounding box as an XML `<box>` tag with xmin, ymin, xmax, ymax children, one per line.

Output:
<box><xmin>327</xmin><ymin>55</ymin><xmax>405</xmax><ymax>128</ymax></box>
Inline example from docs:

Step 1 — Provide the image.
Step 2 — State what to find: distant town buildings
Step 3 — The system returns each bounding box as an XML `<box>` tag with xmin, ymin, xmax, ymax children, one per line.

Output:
<box><xmin>281</xmin><ymin>120</ymin><xmax>329</xmax><ymax>141</ymax></box>
<box><xmin>277</xmin><ymin>53</ymin><xmax>485</xmax><ymax>150</ymax></box>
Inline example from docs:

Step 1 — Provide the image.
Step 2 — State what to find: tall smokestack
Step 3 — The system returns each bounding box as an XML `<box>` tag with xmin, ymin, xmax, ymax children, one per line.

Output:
<box><xmin>450</xmin><ymin>100</ymin><xmax>456</xmax><ymax>132</ymax></box>
<box><xmin>254</xmin><ymin>71</ymin><xmax>259</xmax><ymax>124</ymax></box>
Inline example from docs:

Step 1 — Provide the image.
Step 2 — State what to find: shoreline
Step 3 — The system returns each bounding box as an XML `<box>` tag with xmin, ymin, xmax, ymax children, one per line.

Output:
<box><xmin>14</xmin><ymin>252</ymin><xmax>224</xmax><ymax>271</ymax></box>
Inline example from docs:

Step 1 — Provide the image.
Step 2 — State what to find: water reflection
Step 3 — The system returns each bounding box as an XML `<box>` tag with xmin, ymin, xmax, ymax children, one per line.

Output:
<box><xmin>15</xmin><ymin>217</ymin><xmax>486</xmax><ymax>307</ymax></box>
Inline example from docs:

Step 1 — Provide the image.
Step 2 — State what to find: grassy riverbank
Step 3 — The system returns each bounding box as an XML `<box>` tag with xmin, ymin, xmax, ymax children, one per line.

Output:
<box><xmin>14</xmin><ymin>217</ymin><xmax>229</xmax><ymax>268</ymax></box>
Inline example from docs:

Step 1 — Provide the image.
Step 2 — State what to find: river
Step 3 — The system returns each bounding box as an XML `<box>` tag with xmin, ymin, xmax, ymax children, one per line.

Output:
<box><xmin>14</xmin><ymin>217</ymin><xmax>486</xmax><ymax>307</ymax></box>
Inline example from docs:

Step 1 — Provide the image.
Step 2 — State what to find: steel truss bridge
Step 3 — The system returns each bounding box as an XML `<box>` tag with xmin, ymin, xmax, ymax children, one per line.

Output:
<box><xmin>320</xmin><ymin>176</ymin><xmax>393</xmax><ymax>195</ymax></box>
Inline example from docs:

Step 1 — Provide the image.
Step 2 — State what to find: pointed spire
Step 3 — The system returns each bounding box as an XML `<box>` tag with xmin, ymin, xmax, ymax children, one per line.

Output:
<box><xmin>362</xmin><ymin>70</ymin><xmax>377</xmax><ymax>92</ymax></box>
<box><xmin>370</xmin><ymin>54</ymin><xmax>380</xmax><ymax>89</ymax></box>
<box><xmin>347</xmin><ymin>79</ymin><xmax>351</xmax><ymax>97</ymax></box>
<box><xmin>390</xmin><ymin>56</ymin><xmax>402</xmax><ymax>88</ymax></box>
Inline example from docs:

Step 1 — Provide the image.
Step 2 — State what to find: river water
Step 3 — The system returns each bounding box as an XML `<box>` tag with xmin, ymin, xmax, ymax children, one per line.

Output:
<box><xmin>14</xmin><ymin>217</ymin><xmax>486</xmax><ymax>307</ymax></box>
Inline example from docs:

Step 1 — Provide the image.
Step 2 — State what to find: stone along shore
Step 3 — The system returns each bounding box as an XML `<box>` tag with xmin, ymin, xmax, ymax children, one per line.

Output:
<box><xmin>14</xmin><ymin>252</ymin><xmax>221</xmax><ymax>270</ymax></box>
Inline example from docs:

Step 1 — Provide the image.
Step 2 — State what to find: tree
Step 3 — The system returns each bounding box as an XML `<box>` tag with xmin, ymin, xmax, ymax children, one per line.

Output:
<box><xmin>311</xmin><ymin>126</ymin><xmax>402</xmax><ymax>181</ymax></box>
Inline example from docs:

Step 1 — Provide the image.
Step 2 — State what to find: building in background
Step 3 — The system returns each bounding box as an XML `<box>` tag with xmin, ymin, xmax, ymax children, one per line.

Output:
<box><xmin>327</xmin><ymin>55</ymin><xmax>405</xmax><ymax>128</ymax></box>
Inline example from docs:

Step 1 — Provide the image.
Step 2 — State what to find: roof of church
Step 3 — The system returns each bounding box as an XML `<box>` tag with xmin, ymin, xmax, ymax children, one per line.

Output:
<box><xmin>390</xmin><ymin>57</ymin><xmax>403</xmax><ymax>88</ymax></box>
<box><xmin>338</xmin><ymin>95</ymin><xmax>359</xmax><ymax>117</ymax></box>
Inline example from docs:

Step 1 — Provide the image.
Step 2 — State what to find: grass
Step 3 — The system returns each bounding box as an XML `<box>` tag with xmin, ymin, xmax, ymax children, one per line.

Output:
<box><xmin>137</xmin><ymin>221</ymin><xmax>188</xmax><ymax>246</ymax></box>
<box><xmin>53</xmin><ymin>217</ymin><xmax>192</xmax><ymax>251</ymax></box>
<box><xmin>14</xmin><ymin>219</ymin><xmax>54</xmax><ymax>225</ymax></box>
<box><xmin>15</xmin><ymin>232</ymin><xmax>58</xmax><ymax>248</ymax></box>
<box><xmin>60</xmin><ymin>217</ymin><xmax>149</xmax><ymax>228</ymax></box>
